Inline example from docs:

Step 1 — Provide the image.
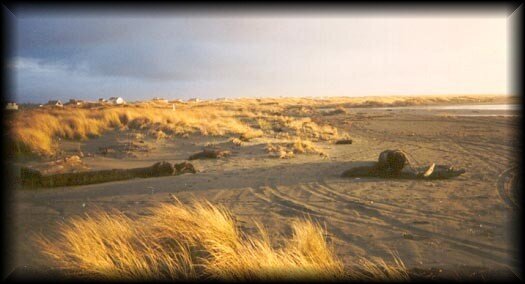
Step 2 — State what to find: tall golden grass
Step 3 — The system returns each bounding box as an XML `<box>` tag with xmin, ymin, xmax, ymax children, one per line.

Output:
<box><xmin>7</xmin><ymin>102</ymin><xmax>340</xmax><ymax>156</ymax></box>
<box><xmin>9</xmin><ymin>94</ymin><xmax>502</xmax><ymax>156</ymax></box>
<box><xmin>8</xmin><ymin>105</ymin><xmax>259</xmax><ymax>155</ymax></box>
<box><xmin>35</xmin><ymin>198</ymin><xmax>408</xmax><ymax>281</ymax></box>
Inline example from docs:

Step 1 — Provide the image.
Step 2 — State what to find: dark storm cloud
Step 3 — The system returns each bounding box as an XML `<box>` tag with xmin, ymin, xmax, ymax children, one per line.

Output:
<box><xmin>15</xmin><ymin>17</ymin><xmax>238</xmax><ymax>81</ymax></box>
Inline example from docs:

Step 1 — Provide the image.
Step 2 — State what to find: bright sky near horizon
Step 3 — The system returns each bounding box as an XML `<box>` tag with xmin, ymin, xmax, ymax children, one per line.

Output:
<box><xmin>8</xmin><ymin>8</ymin><xmax>510</xmax><ymax>103</ymax></box>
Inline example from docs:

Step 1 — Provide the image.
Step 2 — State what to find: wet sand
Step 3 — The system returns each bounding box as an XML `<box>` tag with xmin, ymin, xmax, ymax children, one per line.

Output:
<box><xmin>7</xmin><ymin>106</ymin><xmax>520</xmax><ymax>278</ymax></box>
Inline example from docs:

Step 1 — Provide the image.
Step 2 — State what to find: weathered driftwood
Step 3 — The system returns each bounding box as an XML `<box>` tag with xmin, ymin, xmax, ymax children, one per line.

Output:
<box><xmin>188</xmin><ymin>149</ymin><xmax>231</xmax><ymax>160</ymax></box>
<box><xmin>334</xmin><ymin>139</ymin><xmax>353</xmax><ymax>145</ymax></box>
<box><xmin>21</xmin><ymin>161</ymin><xmax>196</xmax><ymax>188</ymax></box>
<box><xmin>341</xmin><ymin>163</ymin><xmax>465</xmax><ymax>180</ymax></box>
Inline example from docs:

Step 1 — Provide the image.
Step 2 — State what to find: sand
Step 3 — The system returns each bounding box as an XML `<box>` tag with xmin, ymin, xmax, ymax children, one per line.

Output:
<box><xmin>6</xmin><ymin>105</ymin><xmax>520</xmax><ymax>278</ymax></box>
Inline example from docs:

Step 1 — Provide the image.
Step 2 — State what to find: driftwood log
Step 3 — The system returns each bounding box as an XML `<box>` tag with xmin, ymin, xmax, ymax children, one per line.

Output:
<box><xmin>341</xmin><ymin>163</ymin><xmax>465</xmax><ymax>180</ymax></box>
<box><xmin>21</xmin><ymin>161</ymin><xmax>196</xmax><ymax>188</ymax></box>
<box><xmin>188</xmin><ymin>149</ymin><xmax>231</xmax><ymax>160</ymax></box>
<box><xmin>334</xmin><ymin>139</ymin><xmax>353</xmax><ymax>145</ymax></box>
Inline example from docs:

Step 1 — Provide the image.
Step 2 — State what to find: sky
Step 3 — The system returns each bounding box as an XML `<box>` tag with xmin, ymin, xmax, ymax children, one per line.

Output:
<box><xmin>7</xmin><ymin>8</ymin><xmax>511</xmax><ymax>103</ymax></box>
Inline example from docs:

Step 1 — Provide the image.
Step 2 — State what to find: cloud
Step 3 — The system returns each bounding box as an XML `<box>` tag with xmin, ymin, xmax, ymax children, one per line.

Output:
<box><xmin>11</xmin><ymin>14</ymin><xmax>508</xmax><ymax>103</ymax></box>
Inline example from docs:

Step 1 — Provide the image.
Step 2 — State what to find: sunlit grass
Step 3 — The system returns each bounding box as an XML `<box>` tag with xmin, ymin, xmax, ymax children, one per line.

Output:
<box><xmin>35</xmin><ymin>197</ymin><xmax>408</xmax><ymax>281</ymax></box>
<box><xmin>266</xmin><ymin>138</ymin><xmax>327</xmax><ymax>159</ymax></box>
<box><xmin>8</xmin><ymin>104</ymin><xmax>259</xmax><ymax>155</ymax></box>
<box><xmin>8</xmin><ymin>94</ymin><xmax>505</xmax><ymax>156</ymax></box>
<box><xmin>7</xmin><ymin>101</ymin><xmax>338</xmax><ymax>156</ymax></box>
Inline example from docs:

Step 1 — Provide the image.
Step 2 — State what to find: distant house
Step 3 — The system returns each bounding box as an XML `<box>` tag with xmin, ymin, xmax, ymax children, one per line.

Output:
<box><xmin>47</xmin><ymin>100</ymin><xmax>63</xmax><ymax>107</ymax></box>
<box><xmin>215</xmin><ymin>97</ymin><xmax>228</xmax><ymax>101</ymax></box>
<box><xmin>188</xmin><ymin>98</ymin><xmax>200</xmax><ymax>103</ymax></box>
<box><xmin>108</xmin><ymin>97</ymin><xmax>125</xmax><ymax>105</ymax></box>
<box><xmin>67</xmin><ymin>99</ymin><xmax>84</xmax><ymax>106</ymax></box>
<box><xmin>5</xmin><ymin>102</ymin><xmax>18</xmax><ymax>110</ymax></box>
<box><xmin>98</xmin><ymin>98</ymin><xmax>107</xmax><ymax>103</ymax></box>
<box><xmin>152</xmin><ymin>97</ymin><xmax>168</xmax><ymax>104</ymax></box>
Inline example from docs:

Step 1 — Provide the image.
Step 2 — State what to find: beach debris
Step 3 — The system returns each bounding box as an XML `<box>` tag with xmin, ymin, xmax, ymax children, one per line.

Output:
<box><xmin>341</xmin><ymin>150</ymin><xmax>465</xmax><ymax>180</ymax></box>
<box><xmin>149</xmin><ymin>129</ymin><xmax>169</xmax><ymax>140</ymax></box>
<box><xmin>377</xmin><ymin>149</ymin><xmax>410</xmax><ymax>176</ymax></box>
<box><xmin>266</xmin><ymin>144</ymin><xmax>295</xmax><ymax>159</ymax></box>
<box><xmin>341</xmin><ymin>165</ymin><xmax>378</xmax><ymax>178</ymax></box>
<box><xmin>64</xmin><ymin>155</ymin><xmax>82</xmax><ymax>164</ymax></box>
<box><xmin>188</xmin><ymin>149</ymin><xmax>231</xmax><ymax>160</ymax></box>
<box><xmin>99</xmin><ymin>146</ymin><xmax>116</xmax><ymax>155</ymax></box>
<box><xmin>20</xmin><ymin>161</ymin><xmax>194</xmax><ymax>188</ymax></box>
<box><xmin>149</xmin><ymin>161</ymin><xmax>175</xmax><ymax>175</ymax></box>
<box><xmin>266</xmin><ymin>139</ymin><xmax>326</xmax><ymax>159</ymax></box>
<box><xmin>238</xmin><ymin>134</ymin><xmax>252</xmax><ymax>142</ymax></box>
<box><xmin>402</xmin><ymin>233</ymin><xmax>415</xmax><ymax>240</ymax></box>
<box><xmin>174</xmin><ymin>161</ymin><xmax>197</xmax><ymax>174</ymax></box>
<box><xmin>342</xmin><ymin>163</ymin><xmax>465</xmax><ymax>180</ymax></box>
<box><xmin>26</xmin><ymin>155</ymin><xmax>90</xmax><ymax>175</ymax></box>
<box><xmin>99</xmin><ymin>142</ymin><xmax>150</xmax><ymax>156</ymax></box>
<box><xmin>335</xmin><ymin>139</ymin><xmax>353</xmax><ymax>145</ymax></box>
<box><xmin>322</xmin><ymin>106</ymin><xmax>347</xmax><ymax>116</ymax></box>
<box><xmin>238</xmin><ymin>130</ymin><xmax>263</xmax><ymax>142</ymax></box>
<box><xmin>426</xmin><ymin>165</ymin><xmax>466</xmax><ymax>179</ymax></box>
<box><xmin>230</xmin><ymin>137</ymin><xmax>244</xmax><ymax>146</ymax></box>
<box><xmin>422</xmin><ymin>163</ymin><xmax>435</xmax><ymax>177</ymax></box>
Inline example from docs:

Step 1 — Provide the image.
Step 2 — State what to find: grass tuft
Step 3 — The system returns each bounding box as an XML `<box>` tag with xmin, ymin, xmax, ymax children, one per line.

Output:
<box><xmin>35</xmin><ymin>198</ymin><xmax>408</xmax><ymax>281</ymax></box>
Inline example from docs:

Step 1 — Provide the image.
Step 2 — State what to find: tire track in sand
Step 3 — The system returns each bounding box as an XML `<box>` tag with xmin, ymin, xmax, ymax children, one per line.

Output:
<box><xmin>252</xmin><ymin>180</ymin><xmax>515</xmax><ymax>265</ymax></box>
<box><xmin>249</xmin><ymin>186</ymin><xmax>379</xmax><ymax>228</ymax></box>
<box><xmin>313</xmin><ymin>181</ymin><xmax>517</xmax><ymax>266</ymax></box>
<box><xmin>315</xmin><ymin>180</ymin><xmax>501</xmax><ymax>229</ymax></box>
<box><xmin>496</xmin><ymin>166</ymin><xmax>519</xmax><ymax>210</ymax></box>
<box><xmin>248</xmin><ymin>186</ymin><xmax>381</xmax><ymax>250</ymax></box>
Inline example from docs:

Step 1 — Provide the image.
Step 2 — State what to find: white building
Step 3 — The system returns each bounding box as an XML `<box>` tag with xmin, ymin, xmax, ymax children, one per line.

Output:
<box><xmin>187</xmin><ymin>98</ymin><xmax>200</xmax><ymax>103</ymax></box>
<box><xmin>47</xmin><ymin>100</ymin><xmax>63</xmax><ymax>107</ymax></box>
<box><xmin>5</xmin><ymin>102</ymin><xmax>18</xmax><ymax>110</ymax></box>
<box><xmin>108</xmin><ymin>97</ymin><xmax>125</xmax><ymax>105</ymax></box>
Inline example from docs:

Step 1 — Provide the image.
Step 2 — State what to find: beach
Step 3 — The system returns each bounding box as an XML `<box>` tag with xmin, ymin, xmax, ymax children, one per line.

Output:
<box><xmin>6</xmin><ymin>102</ymin><xmax>520</xmax><ymax>277</ymax></box>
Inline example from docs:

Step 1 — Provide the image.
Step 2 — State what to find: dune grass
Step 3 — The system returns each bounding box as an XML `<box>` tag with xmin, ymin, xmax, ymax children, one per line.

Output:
<box><xmin>7</xmin><ymin>104</ymin><xmax>260</xmax><ymax>156</ymax></box>
<box><xmin>8</xmin><ymin>94</ymin><xmax>504</xmax><ymax>156</ymax></box>
<box><xmin>35</xmin><ymin>198</ymin><xmax>408</xmax><ymax>281</ymax></box>
<box><xmin>7</xmin><ymin>102</ymin><xmax>338</xmax><ymax>156</ymax></box>
<box><xmin>267</xmin><ymin>138</ymin><xmax>327</xmax><ymax>159</ymax></box>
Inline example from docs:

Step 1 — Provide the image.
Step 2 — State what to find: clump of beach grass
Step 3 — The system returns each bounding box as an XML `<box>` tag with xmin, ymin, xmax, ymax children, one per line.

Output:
<box><xmin>266</xmin><ymin>144</ymin><xmax>295</xmax><ymax>159</ymax></box>
<box><xmin>266</xmin><ymin>139</ymin><xmax>327</xmax><ymax>159</ymax></box>
<box><xmin>229</xmin><ymin>137</ymin><xmax>245</xmax><ymax>146</ymax></box>
<box><xmin>34</xmin><ymin>198</ymin><xmax>408</xmax><ymax>281</ymax></box>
